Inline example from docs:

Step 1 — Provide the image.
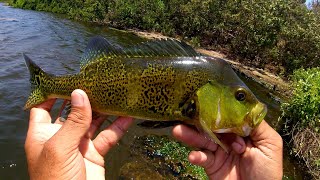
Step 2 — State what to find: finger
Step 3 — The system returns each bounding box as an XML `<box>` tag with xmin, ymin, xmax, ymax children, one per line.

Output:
<box><xmin>250</xmin><ymin>120</ymin><xmax>282</xmax><ymax>148</ymax></box>
<box><xmin>172</xmin><ymin>124</ymin><xmax>218</xmax><ymax>152</ymax></box>
<box><xmin>53</xmin><ymin>89</ymin><xmax>92</xmax><ymax>147</ymax></box>
<box><xmin>250</xmin><ymin>120</ymin><xmax>270</xmax><ymax>141</ymax></box>
<box><xmin>54</xmin><ymin>100</ymin><xmax>72</xmax><ymax>125</ymax></box>
<box><xmin>218</xmin><ymin>133</ymin><xmax>246</xmax><ymax>154</ymax></box>
<box><xmin>250</xmin><ymin>120</ymin><xmax>283</xmax><ymax>158</ymax></box>
<box><xmin>87</xmin><ymin>115</ymin><xmax>107</xmax><ymax>139</ymax></box>
<box><xmin>230</xmin><ymin>135</ymin><xmax>246</xmax><ymax>154</ymax></box>
<box><xmin>57</xmin><ymin>100</ymin><xmax>69</xmax><ymax>118</ymax></box>
<box><xmin>54</xmin><ymin>117</ymin><xmax>65</xmax><ymax>125</ymax></box>
<box><xmin>212</xmin><ymin>151</ymin><xmax>239</xmax><ymax>179</ymax></box>
<box><xmin>211</xmin><ymin>144</ymin><xmax>229</xmax><ymax>170</ymax></box>
<box><xmin>188</xmin><ymin>150</ymin><xmax>216</xmax><ymax>169</ymax></box>
<box><xmin>93</xmin><ymin>116</ymin><xmax>134</xmax><ymax>156</ymax></box>
<box><xmin>190</xmin><ymin>146</ymin><xmax>229</xmax><ymax>176</ymax></box>
<box><xmin>29</xmin><ymin>99</ymin><xmax>56</xmax><ymax>124</ymax></box>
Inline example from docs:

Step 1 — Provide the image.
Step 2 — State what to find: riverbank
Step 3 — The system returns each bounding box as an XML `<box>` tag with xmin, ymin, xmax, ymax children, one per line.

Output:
<box><xmin>131</xmin><ymin>30</ymin><xmax>291</xmax><ymax>99</ymax></box>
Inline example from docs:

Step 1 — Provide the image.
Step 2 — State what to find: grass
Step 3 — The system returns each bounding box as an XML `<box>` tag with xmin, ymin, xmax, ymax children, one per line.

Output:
<box><xmin>280</xmin><ymin>68</ymin><xmax>320</xmax><ymax>179</ymax></box>
<box><xmin>138</xmin><ymin>135</ymin><xmax>208</xmax><ymax>179</ymax></box>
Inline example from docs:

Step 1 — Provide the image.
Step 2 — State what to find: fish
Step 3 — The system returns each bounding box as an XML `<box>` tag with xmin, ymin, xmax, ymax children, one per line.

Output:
<box><xmin>24</xmin><ymin>36</ymin><xmax>267</xmax><ymax>150</ymax></box>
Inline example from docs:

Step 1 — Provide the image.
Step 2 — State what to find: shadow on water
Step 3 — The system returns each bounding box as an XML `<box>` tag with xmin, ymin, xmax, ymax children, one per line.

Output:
<box><xmin>0</xmin><ymin>3</ymin><xmax>304</xmax><ymax>179</ymax></box>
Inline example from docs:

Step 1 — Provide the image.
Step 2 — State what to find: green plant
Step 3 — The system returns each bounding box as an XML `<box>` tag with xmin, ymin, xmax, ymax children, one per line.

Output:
<box><xmin>280</xmin><ymin>68</ymin><xmax>320</xmax><ymax>179</ymax></box>
<box><xmin>146</xmin><ymin>135</ymin><xmax>208</xmax><ymax>179</ymax></box>
<box><xmin>281</xmin><ymin>68</ymin><xmax>320</xmax><ymax>132</ymax></box>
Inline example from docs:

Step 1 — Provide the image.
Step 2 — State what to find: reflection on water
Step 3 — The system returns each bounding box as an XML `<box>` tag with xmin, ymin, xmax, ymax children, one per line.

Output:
<box><xmin>0</xmin><ymin>3</ymin><xmax>302</xmax><ymax>179</ymax></box>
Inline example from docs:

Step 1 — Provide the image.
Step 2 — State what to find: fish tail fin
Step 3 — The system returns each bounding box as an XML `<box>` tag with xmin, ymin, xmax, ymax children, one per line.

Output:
<box><xmin>24</xmin><ymin>54</ymin><xmax>50</xmax><ymax>110</ymax></box>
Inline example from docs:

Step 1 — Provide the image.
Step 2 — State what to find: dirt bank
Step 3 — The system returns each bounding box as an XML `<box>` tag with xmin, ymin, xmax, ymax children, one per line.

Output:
<box><xmin>130</xmin><ymin>30</ymin><xmax>292</xmax><ymax>99</ymax></box>
<box><xmin>197</xmin><ymin>49</ymin><xmax>292</xmax><ymax>99</ymax></box>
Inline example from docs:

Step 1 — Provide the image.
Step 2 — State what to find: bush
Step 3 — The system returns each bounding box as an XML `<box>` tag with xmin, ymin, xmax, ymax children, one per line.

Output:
<box><xmin>281</xmin><ymin>68</ymin><xmax>320</xmax><ymax>132</ymax></box>
<box><xmin>280</xmin><ymin>68</ymin><xmax>320</xmax><ymax>179</ymax></box>
<box><xmin>8</xmin><ymin>0</ymin><xmax>320</xmax><ymax>75</ymax></box>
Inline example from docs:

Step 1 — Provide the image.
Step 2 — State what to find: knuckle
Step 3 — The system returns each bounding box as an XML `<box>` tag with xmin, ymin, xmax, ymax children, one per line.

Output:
<box><xmin>113</xmin><ymin>120</ymin><xmax>126</xmax><ymax>134</ymax></box>
<box><xmin>202</xmin><ymin>139</ymin><xmax>211</xmax><ymax>150</ymax></box>
<box><xmin>203</xmin><ymin>155</ymin><xmax>214</xmax><ymax>168</ymax></box>
<box><xmin>100</xmin><ymin>133</ymin><xmax>117</xmax><ymax>148</ymax></box>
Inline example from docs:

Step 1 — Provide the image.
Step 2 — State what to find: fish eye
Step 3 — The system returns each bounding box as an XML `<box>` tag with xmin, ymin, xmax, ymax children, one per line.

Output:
<box><xmin>235</xmin><ymin>90</ymin><xmax>246</xmax><ymax>101</ymax></box>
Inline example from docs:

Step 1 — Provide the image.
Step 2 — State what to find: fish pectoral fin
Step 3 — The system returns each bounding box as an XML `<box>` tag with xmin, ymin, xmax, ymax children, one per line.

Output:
<box><xmin>199</xmin><ymin>120</ymin><xmax>228</xmax><ymax>152</ymax></box>
<box><xmin>204</xmin><ymin>128</ymin><xmax>228</xmax><ymax>152</ymax></box>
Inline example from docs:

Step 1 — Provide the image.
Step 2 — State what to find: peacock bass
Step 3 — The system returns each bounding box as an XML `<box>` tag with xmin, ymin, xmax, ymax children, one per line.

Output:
<box><xmin>24</xmin><ymin>36</ymin><xmax>267</xmax><ymax>150</ymax></box>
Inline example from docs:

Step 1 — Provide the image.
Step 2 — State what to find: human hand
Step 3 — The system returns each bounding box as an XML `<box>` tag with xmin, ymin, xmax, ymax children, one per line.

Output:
<box><xmin>173</xmin><ymin>120</ymin><xmax>283</xmax><ymax>180</ymax></box>
<box><xmin>25</xmin><ymin>89</ymin><xmax>134</xmax><ymax>180</ymax></box>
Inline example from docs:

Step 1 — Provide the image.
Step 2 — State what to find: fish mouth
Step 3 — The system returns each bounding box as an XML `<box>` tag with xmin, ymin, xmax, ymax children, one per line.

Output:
<box><xmin>211</xmin><ymin>103</ymin><xmax>267</xmax><ymax>137</ymax></box>
<box><xmin>250</xmin><ymin>102</ymin><xmax>267</xmax><ymax>127</ymax></box>
<box><xmin>238</xmin><ymin>103</ymin><xmax>267</xmax><ymax>136</ymax></box>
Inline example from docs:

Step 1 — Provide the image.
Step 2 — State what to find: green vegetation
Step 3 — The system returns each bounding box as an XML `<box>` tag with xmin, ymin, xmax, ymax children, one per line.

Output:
<box><xmin>280</xmin><ymin>68</ymin><xmax>320</xmax><ymax>179</ymax></box>
<box><xmin>8</xmin><ymin>0</ymin><xmax>320</xmax><ymax>75</ymax></box>
<box><xmin>9</xmin><ymin>0</ymin><xmax>106</xmax><ymax>22</ymax></box>
<box><xmin>142</xmin><ymin>135</ymin><xmax>208</xmax><ymax>179</ymax></box>
<box><xmin>281</xmin><ymin>68</ymin><xmax>320</xmax><ymax>132</ymax></box>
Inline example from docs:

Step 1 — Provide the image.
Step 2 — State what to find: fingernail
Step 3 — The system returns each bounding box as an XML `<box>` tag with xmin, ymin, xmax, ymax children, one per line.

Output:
<box><xmin>59</xmin><ymin>117</ymin><xmax>66</xmax><ymax>122</ymax></box>
<box><xmin>72</xmin><ymin>90</ymin><xmax>84</xmax><ymax>106</ymax></box>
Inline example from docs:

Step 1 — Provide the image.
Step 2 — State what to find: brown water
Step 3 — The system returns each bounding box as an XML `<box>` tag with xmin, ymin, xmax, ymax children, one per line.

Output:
<box><xmin>0</xmin><ymin>3</ymin><xmax>303</xmax><ymax>179</ymax></box>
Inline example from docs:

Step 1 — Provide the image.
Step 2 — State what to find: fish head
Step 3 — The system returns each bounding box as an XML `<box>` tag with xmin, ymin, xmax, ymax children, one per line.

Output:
<box><xmin>194</xmin><ymin>60</ymin><xmax>267</xmax><ymax>137</ymax></box>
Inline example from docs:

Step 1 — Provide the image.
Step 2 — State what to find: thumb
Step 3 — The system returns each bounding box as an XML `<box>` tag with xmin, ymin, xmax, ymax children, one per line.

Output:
<box><xmin>55</xmin><ymin>89</ymin><xmax>92</xmax><ymax>147</ymax></box>
<box><xmin>250</xmin><ymin>120</ymin><xmax>283</xmax><ymax>150</ymax></box>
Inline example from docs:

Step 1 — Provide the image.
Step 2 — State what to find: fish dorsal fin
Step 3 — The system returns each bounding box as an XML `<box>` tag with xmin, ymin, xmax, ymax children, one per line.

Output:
<box><xmin>80</xmin><ymin>36</ymin><xmax>199</xmax><ymax>69</ymax></box>
<box><xmin>80</xmin><ymin>36</ymin><xmax>124</xmax><ymax>68</ymax></box>
<box><xmin>125</xmin><ymin>38</ymin><xmax>199</xmax><ymax>57</ymax></box>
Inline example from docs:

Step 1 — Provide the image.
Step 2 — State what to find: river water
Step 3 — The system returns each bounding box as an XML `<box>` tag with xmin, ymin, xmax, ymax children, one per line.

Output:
<box><xmin>0</xmin><ymin>3</ymin><xmax>303</xmax><ymax>179</ymax></box>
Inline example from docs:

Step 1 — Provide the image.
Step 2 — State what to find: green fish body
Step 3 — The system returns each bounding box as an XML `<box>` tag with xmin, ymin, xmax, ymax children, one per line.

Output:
<box><xmin>24</xmin><ymin>37</ymin><xmax>267</xmax><ymax>150</ymax></box>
